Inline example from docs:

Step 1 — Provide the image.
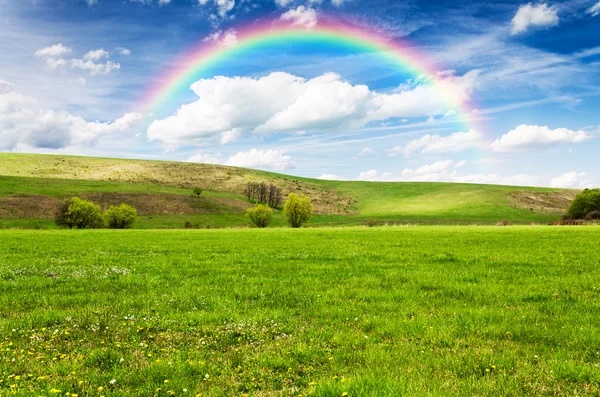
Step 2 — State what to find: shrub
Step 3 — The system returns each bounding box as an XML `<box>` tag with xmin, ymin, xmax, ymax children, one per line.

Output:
<box><xmin>104</xmin><ymin>203</ymin><xmax>137</xmax><ymax>229</ymax></box>
<box><xmin>246</xmin><ymin>204</ymin><xmax>273</xmax><ymax>228</ymax></box>
<box><xmin>585</xmin><ymin>210</ymin><xmax>600</xmax><ymax>220</ymax></box>
<box><xmin>55</xmin><ymin>199</ymin><xmax>75</xmax><ymax>229</ymax></box>
<box><xmin>496</xmin><ymin>220</ymin><xmax>509</xmax><ymax>226</ymax></box>
<box><xmin>193</xmin><ymin>187</ymin><xmax>203</xmax><ymax>198</ymax></box>
<box><xmin>184</xmin><ymin>221</ymin><xmax>200</xmax><ymax>229</ymax></box>
<box><xmin>283</xmin><ymin>193</ymin><xmax>313</xmax><ymax>228</ymax></box>
<box><xmin>367</xmin><ymin>218</ymin><xmax>379</xmax><ymax>227</ymax></box>
<box><xmin>56</xmin><ymin>197</ymin><xmax>103</xmax><ymax>229</ymax></box>
<box><xmin>567</xmin><ymin>188</ymin><xmax>600</xmax><ymax>219</ymax></box>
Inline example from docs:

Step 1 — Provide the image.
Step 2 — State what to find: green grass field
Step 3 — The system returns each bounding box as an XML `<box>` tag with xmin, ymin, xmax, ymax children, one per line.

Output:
<box><xmin>0</xmin><ymin>153</ymin><xmax>579</xmax><ymax>228</ymax></box>
<box><xmin>1</xmin><ymin>227</ymin><xmax>600</xmax><ymax>396</ymax></box>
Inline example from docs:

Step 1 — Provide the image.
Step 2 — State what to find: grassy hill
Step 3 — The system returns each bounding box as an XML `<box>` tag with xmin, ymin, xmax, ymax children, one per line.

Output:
<box><xmin>0</xmin><ymin>153</ymin><xmax>577</xmax><ymax>228</ymax></box>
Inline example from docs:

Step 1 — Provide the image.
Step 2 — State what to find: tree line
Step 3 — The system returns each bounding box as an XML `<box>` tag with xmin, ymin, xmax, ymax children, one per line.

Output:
<box><xmin>243</xmin><ymin>182</ymin><xmax>282</xmax><ymax>208</ymax></box>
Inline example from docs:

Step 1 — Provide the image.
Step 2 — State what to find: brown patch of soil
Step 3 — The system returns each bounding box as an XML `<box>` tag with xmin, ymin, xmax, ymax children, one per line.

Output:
<box><xmin>508</xmin><ymin>190</ymin><xmax>578</xmax><ymax>215</ymax></box>
<box><xmin>81</xmin><ymin>193</ymin><xmax>252</xmax><ymax>216</ymax></box>
<box><xmin>0</xmin><ymin>195</ymin><xmax>60</xmax><ymax>218</ymax></box>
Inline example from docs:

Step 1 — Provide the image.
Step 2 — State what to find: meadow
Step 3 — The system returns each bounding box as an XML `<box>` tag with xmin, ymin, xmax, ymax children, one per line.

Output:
<box><xmin>0</xmin><ymin>154</ymin><xmax>578</xmax><ymax>228</ymax></box>
<box><xmin>1</xmin><ymin>226</ymin><xmax>600</xmax><ymax>396</ymax></box>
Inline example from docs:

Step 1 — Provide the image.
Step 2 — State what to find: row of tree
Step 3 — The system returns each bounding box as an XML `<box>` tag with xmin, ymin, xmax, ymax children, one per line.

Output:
<box><xmin>246</xmin><ymin>193</ymin><xmax>313</xmax><ymax>228</ymax></box>
<box><xmin>244</xmin><ymin>182</ymin><xmax>283</xmax><ymax>208</ymax></box>
<box><xmin>55</xmin><ymin>197</ymin><xmax>138</xmax><ymax>229</ymax></box>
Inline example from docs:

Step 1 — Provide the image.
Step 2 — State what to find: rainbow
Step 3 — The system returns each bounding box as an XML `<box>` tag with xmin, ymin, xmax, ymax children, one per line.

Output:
<box><xmin>138</xmin><ymin>16</ymin><xmax>481</xmax><ymax>131</ymax></box>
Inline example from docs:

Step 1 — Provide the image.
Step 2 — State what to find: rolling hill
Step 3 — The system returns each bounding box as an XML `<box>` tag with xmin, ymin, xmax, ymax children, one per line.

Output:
<box><xmin>0</xmin><ymin>153</ymin><xmax>577</xmax><ymax>228</ymax></box>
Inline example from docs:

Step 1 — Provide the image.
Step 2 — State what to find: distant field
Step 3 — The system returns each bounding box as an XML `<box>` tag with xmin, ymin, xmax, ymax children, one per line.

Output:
<box><xmin>1</xmin><ymin>227</ymin><xmax>600</xmax><ymax>396</ymax></box>
<box><xmin>0</xmin><ymin>153</ymin><xmax>578</xmax><ymax>227</ymax></box>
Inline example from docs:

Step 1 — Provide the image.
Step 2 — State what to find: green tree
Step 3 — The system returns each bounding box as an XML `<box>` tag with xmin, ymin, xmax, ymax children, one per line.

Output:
<box><xmin>567</xmin><ymin>188</ymin><xmax>600</xmax><ymax>219</ymax></box>
<box><xmin>57</xmin><ymin>197</ymin><xmax>103</xmax><ymax>229</ymax></box>
<box><xmin>246</xmin><ymin>204</ymin><xmax>273</xmax><ymax>228</ymax></box>
<box><xmin>55</xmin><ymin>199</ymin><xmax>75</xmax><ymax>229</ymax></box>
<box><xmin>104</xmin><ymin>203</ymin><xmax>138</xmax><ymax>229</ymax></box>
<box><xmin>193</xmin><ymin>187</ymin><xmax>203</xmax><ymax>198</ymax></box>
<box><xmin>283</xmin><ymin>193</ymin><xmax>313</xmax><ymax>228</ymax></box>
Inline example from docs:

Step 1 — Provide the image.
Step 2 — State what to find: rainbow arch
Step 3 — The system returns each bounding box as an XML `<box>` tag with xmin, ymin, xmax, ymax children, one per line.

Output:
<box><xmin>138</xmin><ymin>17</ymin><xmax>481</xmax><ymax>133</ymax></box>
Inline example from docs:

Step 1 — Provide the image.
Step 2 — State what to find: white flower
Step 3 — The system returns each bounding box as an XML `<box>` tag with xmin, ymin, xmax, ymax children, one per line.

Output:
<box><xmin>204</xmin><ymin>374</ymin><xmax>209</xmax><ymax>379</ymax></box>
<box><xmin>110</xmin><ymin>379</ymin><xmax>116</xmax><ymax>385</ymax></box>
<box><xmin>119</xmin><ymin>358</ymin><xmax>124</xmax><ymax>363</ymax></box>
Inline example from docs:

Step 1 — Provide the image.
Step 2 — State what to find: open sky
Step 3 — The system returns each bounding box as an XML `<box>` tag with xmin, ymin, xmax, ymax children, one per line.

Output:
<box><xmin>0</xmin><ymin>0</ymin><xmax>598</xmax><ymax>187</ymax></box>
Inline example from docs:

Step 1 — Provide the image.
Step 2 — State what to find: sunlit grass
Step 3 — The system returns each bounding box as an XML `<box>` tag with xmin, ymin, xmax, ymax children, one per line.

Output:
<box><xmin>1</xmin><ymin>226</ymin><xmax>599</xmax><ymax>396</ymax></box>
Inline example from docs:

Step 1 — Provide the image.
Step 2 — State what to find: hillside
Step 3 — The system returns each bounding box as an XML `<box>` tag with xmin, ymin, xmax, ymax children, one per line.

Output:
<box><xmin>0</xmin><ymin>153</ymin><xmax>577</xmax><ymax>228</ymax></box>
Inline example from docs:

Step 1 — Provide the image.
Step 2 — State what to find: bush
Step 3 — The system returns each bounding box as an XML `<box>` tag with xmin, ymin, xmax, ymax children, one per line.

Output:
<box><xmin>184</xmin><ymin>221</ymin><xmax>200</xmax><ymax>229</ymax></box>
<box><xmin>585</xmin><ymin>210</ymin><xmax>600</xmax><ymax>220</ymax></box>
<box><xmin>367</xmin><ymin>219</ymin><xmax>379</xmax><ymax>227</ymax></box>
<box><xmin>56</xmin><ymin>197</ymin><xmax>103</xmax><ymax>229</ymax></box>
<box><xmin>104</xmin><ymin>203</ymin><xmax>137</xmax><ymax>229</ymax></box>
<box><xmin>567</xmin><ymin>188</ymin><xmax>600</xmax><ymax>219</ymax></box>
<box><xmin>193</xmin><ymin>187</ymin><xmax>203</xmax><ymax>198</ymax></box>
<box><xmin>496</xmin><ymin>220</ymin><xmax>509</xmax><ymax>226</ymax></box>
<box><xmin>55</xmin><ymin>199</ymin><xmax>75</xmax><ymax>229</ymax></box>
<box><xmin>283</xmin><ymin>193</ymin><xmax>313</xmax><ymax>228</ymax></box>
<box><xmin>246</xmin><ymin>204</ymin><xmax>273</xmax><ymax>228</ymax></box>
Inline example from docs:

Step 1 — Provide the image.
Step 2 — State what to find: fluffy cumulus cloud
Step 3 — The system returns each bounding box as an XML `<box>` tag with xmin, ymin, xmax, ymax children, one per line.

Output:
<box><xmin>511</xmin><ymin>3</ymin><xmax>559</xmax><ymax>35</ymax></box>
<box><xmin>147</xmin><ymin>71</ymin><xmax>478</xmax><ymax>148</ymax></box>
<box><xmin>280</xmin><ymin>6</ymin><xmax>318</xmax><ymax>28</ymax></box>
<box><xmin>199</xmin><ymin>0</ymin><xmax>235</xmax><ymax>17</ymax></box>
<box><xmin>202</xmin><ymin>29</ymin><xmax>238</xmax><ymax>47</ymax></box>
<box><xmin>588</xmin><ymin>1</ymin><xmax>600</xmax><ymax>16</ymax></box>
<box><xmin>490</xmin><ymin>124</ymin><xmax>591</xmax><ymax>152</ymax></box>
<box><xmin>186</xmin><ymin>152</ymin><xmax>223</xmax><ymax>164</ymax></box>
<box><xmin>318</xmin><ymin>174</ymin><xmax>343</xmax><ymax>180</ymax></box>
<box><xmin>358</xmin><ymin>161</ymin><xmax>541</xmax><ymax>186</ymax></box>
<box><xmin>34</xmin><ymin>43</ymin><xmax>72</xmax><ymax>69</ymax></box>
<box><xmin>83</xmin><ymin>49</ymin><xmax>110</xmax><ymax>61</ymax></box>
<box><xmin>226</xmin><ymin>149</ymin><xmax>295</xmax><ymax>170</ymax></box>
<box><xmin>0</xmin><ymin>82</ymin><xmax>141</xmax><ymax>150</ymax></box>
<box><xmin>390</xmin><ymin>130</ymin><xmax>482</xmax><ymax>157</ymax></box>
<box><xmin>550</xmin><ymin>172</ymin><xmax>594</xmax><ymax>188</ymax></box>
<box><xmin>35</xmin><ymin>44</ymin><xmax>121</xmax><ymax>75</ymax></box>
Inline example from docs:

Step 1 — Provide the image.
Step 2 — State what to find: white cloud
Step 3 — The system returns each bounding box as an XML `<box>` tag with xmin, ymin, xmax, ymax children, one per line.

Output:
<box><xmin>34</xmin><ymin>43</ymin><xmax>72</xmax><ymax>59</ymax></box>
<box><xmin>117</xmin><ymin>47</ymin><xmax>131</xmax><ymax>56</ymax></box>
<box><xmin>490</xmin><ymin>124</ymin><xmax>591</xmax><ymax>152</ymax></box>
<box><xmin>550</xmin><ymin>172</ymin><xmax>594</xmax><ymax>188</ymax></box>
<box><xmin>71</xmin><ymin>59</ymin><xmax>121</xmax><ymax>76</ymax></box>
<box><xmin>85</xmin><ymin>0</ymin><xmax>97</xmax><ymax>5</ymax></box>
<box><xmin>202</xmin><ymin>29</ymin><xmax>238</xmax><ymax>47</ymax></box>
<box><xmin>83</xmin><ymin>49</ymin><xmax>110</xmax><ymax>61</ymax></box>
<box><xmin>390</xmin><ymin>130</ymin><xmax>482</xmax><ymax>157</ymax></box>
<box><xmin>199</xmin><ymin>0</ymin><xmax>235</xmax><ymax>17</ymax></box>
<box><xmin>587</xmin><ymin>1</ymin><xmax>600</xmax><ymax>16</ymax></box>
<box><xmin>280</xmin><ymin>6</ymin><xmax>318</xmax><ymax>28</ymax></box>
<box><xmin>357</xmin><ymin>163</ymin><xmax>542</xmax><ymax>187</ymax></box>
<box><xmin>225</xmin><ymin>148</ymin><xmax>295</xmax><ymax>171</ymax></box>
<box><xmin>147</xmin><ymin>71</ymin><xmax>477</xmax><ymax>148</ymax></box>
<box><xmin>318</xmin><ymin>174</ymin><xmax>343</xmax><ymax>180</ymax></box>
<box><xmin>511</xmin><ymin>3</ymin><xmax>559</xmax><ymax>35</ymax></box>
<box><xmin>0</xmin><ymin>82</ymin><xmax>141</xmax><ymax>150</ymax></box>
<box><xmin>358</xmin><ymin>170</ymin><xmax>379</xmax><ymax>181</ymax></box>
<box><xmin>186</xmin><ymin>152</ymin><xmax>223</xmax><ymax>164</ymax></box>
<box><xmin>359</xmin><ymin>147</ymin><xmax>374</xmax><ymax>156</ymax></box>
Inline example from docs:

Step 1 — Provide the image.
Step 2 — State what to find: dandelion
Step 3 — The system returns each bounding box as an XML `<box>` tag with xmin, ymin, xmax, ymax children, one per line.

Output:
<box><xmin>342</xmin><ymin>393</ymin><xmax>349</xmax><ymax>397</ymax></box>
<box><xmin>97</xmin><ymin>386</ymin><xmax>104</xmax><ymax>392</ymax></box>
<box><xmin>164</xmin><ymin>379</ymin><xmax>170</xmax><ymax>383</ymax></box>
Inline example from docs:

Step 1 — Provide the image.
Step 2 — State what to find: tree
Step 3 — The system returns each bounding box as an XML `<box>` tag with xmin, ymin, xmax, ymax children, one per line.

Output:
<box><xmin>246</xmin><ymin>204</ymin><xmax>273</xmax><ymax>228</ymax></box>
<box><xmin>104</xmin><ymin>203</ymin><xmax>138</xmax><ymax>229</ymax></box>
<box><xmin>55</xmin><ymin>199</ymin><xmax>76</xmax><ymax>229</ymax></box>
<box><xmin>567</xmin><ymin>188</ymin><xmax>600</xmax><ymax>219</ymax></box>
<box><xmin>283</xmin><ymin>193</ymin><xmax>313</xmax><ymax>228</ymax></box>
<box><xmin>243</xmin><ymin>182</ymin><xmax>282</xmax><ymax>207</ymax></box>
<box><xmin>56</xmin><ymin>197</ymin><xmax>103</xmax><ymax>229</ymax></box>
<box><xmin>193</xmin><ymin>187</ymin><xmax>203</xmax><ymax>198</ymax></box>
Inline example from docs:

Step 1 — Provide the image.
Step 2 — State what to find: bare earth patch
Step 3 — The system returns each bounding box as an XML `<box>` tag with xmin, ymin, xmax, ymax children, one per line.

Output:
<box><xmin>508</xmin><ymin>190</ymin><xmax>578</xmax><ymax>215</ymax></box>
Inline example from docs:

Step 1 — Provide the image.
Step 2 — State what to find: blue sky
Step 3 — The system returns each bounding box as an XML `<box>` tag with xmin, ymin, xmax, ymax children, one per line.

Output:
<box><xmin>0</xmin><ymin>0</ymin><xmax>598</xmax><ymax>188</ymax></box>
